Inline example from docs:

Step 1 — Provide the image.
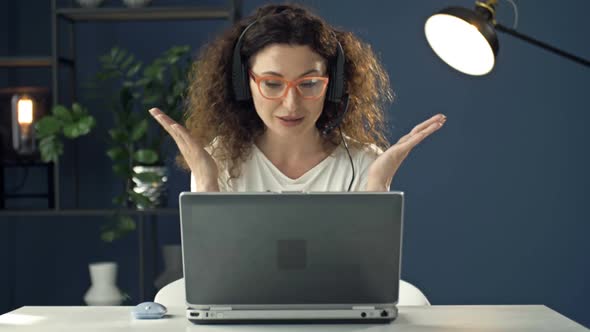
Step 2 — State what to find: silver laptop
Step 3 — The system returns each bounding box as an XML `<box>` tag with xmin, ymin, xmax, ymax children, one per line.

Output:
<box><xmin>179</xmin><ymin>191</ymin><xmax>404</xmax><ymax>324</ymax></box>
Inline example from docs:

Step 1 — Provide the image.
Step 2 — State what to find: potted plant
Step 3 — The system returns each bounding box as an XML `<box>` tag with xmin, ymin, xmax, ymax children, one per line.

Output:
<box><xmin>35</xmin><ymin>103</ymin><xmax>96</xmax><ymax>163</ymax></box>
<box><xmin>90</xmin><ymin>45</ymin><xmax>191</xmax><ymax>242</ymax></box>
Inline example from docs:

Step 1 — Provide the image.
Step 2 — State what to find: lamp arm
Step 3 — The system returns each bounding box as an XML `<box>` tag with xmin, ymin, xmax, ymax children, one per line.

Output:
<box><xmin>495</xmin><ymin>23</ymin><xmax>590</xmax><ymax>68</ymax></box>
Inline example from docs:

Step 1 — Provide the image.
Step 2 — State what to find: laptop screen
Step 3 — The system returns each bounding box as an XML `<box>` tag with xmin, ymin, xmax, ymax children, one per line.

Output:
<box><xmin>180</xmin><ymin>192</ymin><xmax>403</xmax><ymax>305</ymax></box>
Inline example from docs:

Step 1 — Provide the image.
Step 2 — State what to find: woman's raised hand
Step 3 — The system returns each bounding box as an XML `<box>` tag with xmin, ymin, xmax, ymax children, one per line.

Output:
<box><xmin>366</xmin><ymin>114</ymin><xmax>447</xmax><ymax>191</ymax></box>
<box><xmin>149</xmin><ymin>108</ymin><xmax>220</xmax><ymax>192</ymax></box>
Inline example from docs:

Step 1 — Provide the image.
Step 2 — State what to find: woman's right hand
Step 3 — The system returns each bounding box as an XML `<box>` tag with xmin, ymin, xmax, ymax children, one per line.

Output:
<box><xmin>149</xmin><ymin>108</ymin><xmax>219</xmax><ymax>192</ymax></box>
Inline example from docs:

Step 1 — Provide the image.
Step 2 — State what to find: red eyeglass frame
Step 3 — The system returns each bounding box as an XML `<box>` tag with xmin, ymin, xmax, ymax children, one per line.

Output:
<box><xmin>248</xmin><ymin>70</ymin><xmax>330</xmax><ymax>100</ymax></box>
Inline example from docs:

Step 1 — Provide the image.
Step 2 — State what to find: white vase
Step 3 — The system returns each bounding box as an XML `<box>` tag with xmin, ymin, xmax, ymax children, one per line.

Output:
<box><xmin>84</xmin><ymin>262</ymin><xmax>124</xmax><ymax>306</ymax></box>
<box><xmin>154</xmin><ymin>245</ymin><xmax>183</xmax><ymax>290</ymax></box>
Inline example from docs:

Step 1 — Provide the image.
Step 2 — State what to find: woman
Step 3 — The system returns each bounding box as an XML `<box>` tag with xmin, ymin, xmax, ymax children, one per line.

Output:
<box><xmin>150</xmin><ymin>3</ymin><xmax>446</xmax><ymax>193</ymax></box>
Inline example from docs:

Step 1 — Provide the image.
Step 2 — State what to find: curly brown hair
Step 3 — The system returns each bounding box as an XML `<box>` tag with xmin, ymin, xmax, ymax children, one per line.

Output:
<box><xmin>178</xmin><ymin>3</ymin><xmax>393</xmax><ymax>180</ymax></box>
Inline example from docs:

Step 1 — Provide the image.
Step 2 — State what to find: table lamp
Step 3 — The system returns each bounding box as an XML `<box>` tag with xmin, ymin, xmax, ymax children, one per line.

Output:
<box><xmin>424</xmin><ymin>0</ymin><xmax>590</xmax><ymax>75</ymax></box>
<box><xmin>10</xmin><ymin>92</ymin><xmax>43</xmax><ymax>156</ymax></box>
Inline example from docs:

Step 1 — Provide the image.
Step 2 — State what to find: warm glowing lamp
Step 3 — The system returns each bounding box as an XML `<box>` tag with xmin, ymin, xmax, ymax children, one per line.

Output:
<box><xmin>11</xmin><ymin>95</ymin><xmax>37</xmax><ymax>155</ymax></box>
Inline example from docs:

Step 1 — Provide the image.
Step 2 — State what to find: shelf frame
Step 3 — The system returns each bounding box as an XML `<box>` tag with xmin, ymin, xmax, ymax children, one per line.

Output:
<box><xmin>56</xmin><ymin>6</ymin><xmax>233</xmax><ymax>22</ymax></box>
<box><xmin>0</xmin><ymin>56</ymin><xmax>75</xmax><ymax>68</ymax></box>
<box><xmin>0</xmin><ymin>208</ymin><xmax>179</xmax><ymax>217</ymax></box>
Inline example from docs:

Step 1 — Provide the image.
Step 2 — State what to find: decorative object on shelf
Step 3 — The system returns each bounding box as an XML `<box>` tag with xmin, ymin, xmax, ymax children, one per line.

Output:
<box><xmin>122</xmin><ymin>0</ymin><xmax>152</xmax><ymax>8</ymax></box>
<box><xmin>1</xmin><ymin>88</ymin><xmax>54</xmax><ymax>209</ymax></box>
<box><xmin>34</xmin><ymin>103</ymin><xmax>96</xmax><ymax>163</ymax></box>
<box><xmin>83</xmin><ymin>262</ymin><xmax>124</xmax><ymax>306</ymax></box>
<box><xmin>2</xmin><ymin>87</ymin><xmax>49</xmax><ymax>157</ymax></box>
<box><xmin>76</xmin><ymin>0</ymin><xmax>105</xmax><ymax>8</ymax></box>
<box><xmin>154</xmin><ymin>244</ymin><xmax>183</xmax><ymax>290</ymax></box>
<box><xmin>132</xmin><ymin>165</ymin><xmax>168</xmax><ymax>210</ymax></box>
<box><xmin>11</xmin><ymin>95</ymin><xmax>35</xmax><ymax>155</ymax></box>
<box><xmin>88</xmin><ymin>45</ymin><xmax>191</xmax><ymax>241</ymax></box>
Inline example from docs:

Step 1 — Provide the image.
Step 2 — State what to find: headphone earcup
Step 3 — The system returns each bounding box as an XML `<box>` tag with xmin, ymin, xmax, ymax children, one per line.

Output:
<box><xmin>326</xmin><ymin>41</ymin><xmax>345</xmax><ymax>103</ymax></box>
<box><xmin>231</xmin><ymin>21</ymin><xmax>255</xmax><ymax>102</ymax></box>
<box><xmin>326</xmin><ymin>67</ymin><xmax>336</xmax><ymax>102</ymax></box>
<box><xmin>232</xmin><ymin>59</ymin><xmax>251</xmax><ymax>102</ymax></box>
<box><xmin>240</xmin><ymin>62</ymin><xmax>251</xmax><ymax>101</ymax></box>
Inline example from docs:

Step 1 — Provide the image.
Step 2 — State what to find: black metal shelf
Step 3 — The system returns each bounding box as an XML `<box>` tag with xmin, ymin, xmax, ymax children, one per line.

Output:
<box><xmin>0</xmin><ymin>208</ymin><xmax>179</xmax><ymax>217</ymax></box>
<box><xmin>0</xmin><ymin>56</ymin><xmax>75</xmax><ymax>68</ymax></box>
<box><xmin>0</xmin><ymin>0</ymin><xmax>241</xmax><ymax>304</ymax></box>
<box><xmin>0</xmin><ymin>56</ymin><xmax>52</xmax><ymax>67</ymax></box>
<box><xmin>56</xmin><ymin>6</ymin><xmax>233</xmax><ymax>22</ymax></box>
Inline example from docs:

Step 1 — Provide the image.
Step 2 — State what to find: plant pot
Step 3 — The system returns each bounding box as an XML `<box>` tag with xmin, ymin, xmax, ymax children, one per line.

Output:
<box><xmin>83</xmin><ymin>262</ymin><xmax>124</xmax><ymax>306</ymax></box>
<box><xmin>122</xmin><ymin>0</ymin><xmax>151</xmax><ymax>8</ymax></box>
<box><xmin>132</xmin><ymin>165</ymin><xmax>168</xmax><ymax>209</ymax></box>
<box><xmin>154</xmin><ymin>244</ymin><xmax>183</xmax><ymax>290</ymax></box>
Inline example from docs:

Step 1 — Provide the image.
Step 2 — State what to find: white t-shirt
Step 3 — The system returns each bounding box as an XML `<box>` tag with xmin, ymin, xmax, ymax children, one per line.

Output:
<box><xmin>191</xmin><ymin>141</ymin><xmax>383</xmax><ymax>192</ymax></box>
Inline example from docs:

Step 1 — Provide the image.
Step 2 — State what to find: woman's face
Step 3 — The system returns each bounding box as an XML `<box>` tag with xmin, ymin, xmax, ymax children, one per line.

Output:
<box><xmin>249</xmin><ymin>44</ymin><xmax>328</xmax><ymax>139</ymax></box>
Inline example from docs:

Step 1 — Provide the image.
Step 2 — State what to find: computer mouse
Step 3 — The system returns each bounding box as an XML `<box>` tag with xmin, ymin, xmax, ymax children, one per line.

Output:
<box><xmin>132</xmin><ymin>301</ymin><xmax>167</xmax><ymax>319</ymax></box>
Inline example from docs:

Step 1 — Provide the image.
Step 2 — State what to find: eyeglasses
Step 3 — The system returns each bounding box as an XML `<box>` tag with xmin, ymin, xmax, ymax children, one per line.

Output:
<box><xmin>249</xmin><ymin>71</ymin><xmax>330</xmax><ymax>100</ymax></box>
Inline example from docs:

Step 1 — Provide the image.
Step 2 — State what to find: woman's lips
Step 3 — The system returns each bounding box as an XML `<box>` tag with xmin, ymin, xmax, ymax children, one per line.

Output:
<box><xmin>277</xmin><ymin>116</ymin><xmax>304</xmax><ymax>127</ymax></box>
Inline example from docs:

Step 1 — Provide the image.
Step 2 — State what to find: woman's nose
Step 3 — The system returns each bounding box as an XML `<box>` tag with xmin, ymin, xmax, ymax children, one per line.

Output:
<box><xmin>282</xmin><ymin>86</ymin><xmax>300</xmax><ymax>110</ymax></box>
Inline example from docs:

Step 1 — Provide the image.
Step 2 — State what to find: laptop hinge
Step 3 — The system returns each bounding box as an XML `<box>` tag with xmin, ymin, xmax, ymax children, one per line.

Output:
<box><xmin>352</xmin><ymin>306</ymin><xmax>375</xmax><ymax>310</ymax></box>
<box><xmin>210</xmin><ymin>306</ymin><xmax>232</xmax><ymax>311</ymax></box>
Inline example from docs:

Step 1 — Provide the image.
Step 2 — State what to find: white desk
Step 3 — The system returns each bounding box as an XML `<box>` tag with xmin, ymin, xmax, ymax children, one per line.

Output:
<box><xmin>0</xmin><ymin>305</ymin><xmax>586</xmax><ymax>331</ymax></box>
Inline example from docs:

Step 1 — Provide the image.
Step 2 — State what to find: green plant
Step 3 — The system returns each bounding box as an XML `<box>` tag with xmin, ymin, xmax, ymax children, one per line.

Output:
<box><xmin>35</xmin><ymin>103</ymin><xmax>96</xmax><ymax>163</ymax></box>
<box><xmin>89</xmin><ymin>45</ymin><xmax>192</xmax><ymax>242</ymax></box>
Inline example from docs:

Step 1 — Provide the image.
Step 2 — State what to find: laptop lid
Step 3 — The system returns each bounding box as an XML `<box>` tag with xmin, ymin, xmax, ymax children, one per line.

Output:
<box><xmin>179</xmin><ymin>192</ymin><xmax>404</xmax><ymax>309</ymax></box>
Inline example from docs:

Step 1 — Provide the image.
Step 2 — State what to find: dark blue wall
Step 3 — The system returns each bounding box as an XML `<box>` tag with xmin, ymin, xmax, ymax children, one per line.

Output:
<box><xmin>1</xmin><ymin>0</ymin><xmax>588</xmax><ymax>328</ymax></box>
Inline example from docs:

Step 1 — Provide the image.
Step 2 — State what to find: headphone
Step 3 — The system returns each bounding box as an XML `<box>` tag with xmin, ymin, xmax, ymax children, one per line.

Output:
<box><xmin>230</xmin><ymin>16</ymin><xmax>355</xmax><ymax>191</ymax></box>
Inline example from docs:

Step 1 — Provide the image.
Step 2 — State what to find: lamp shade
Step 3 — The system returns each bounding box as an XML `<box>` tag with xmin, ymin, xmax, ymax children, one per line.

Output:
<box><xmin>425</xmin><ymin>6</ymin><xmax>499</xmax><ymax>76</ymax></box>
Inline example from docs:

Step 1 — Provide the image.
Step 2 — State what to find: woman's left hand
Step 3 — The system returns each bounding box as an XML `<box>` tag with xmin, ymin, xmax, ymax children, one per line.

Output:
<box><xmin>366</xmin><ymin>113</ymin><xmax>447</xmax><ymax>191</ymax></box>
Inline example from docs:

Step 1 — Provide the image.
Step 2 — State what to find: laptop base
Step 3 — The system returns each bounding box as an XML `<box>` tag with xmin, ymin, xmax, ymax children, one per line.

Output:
<box><xmin>190</xmin><ymin>318</ymin><xmax>395</xmax><ymax>324</ymax></box>
<box><xmin>187</xmin><ymin>307</ymin><xmax>397</xmax><ymax>324</ymax></box>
